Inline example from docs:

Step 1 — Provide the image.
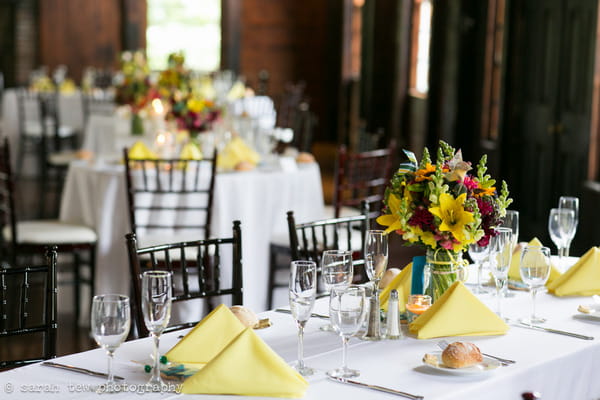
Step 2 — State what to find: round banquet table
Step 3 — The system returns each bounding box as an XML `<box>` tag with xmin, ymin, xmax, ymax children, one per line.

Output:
<box><xmin>59</xmin><ymin>159</ymin><xmax>325</xmax><ymax>314</ymax></box>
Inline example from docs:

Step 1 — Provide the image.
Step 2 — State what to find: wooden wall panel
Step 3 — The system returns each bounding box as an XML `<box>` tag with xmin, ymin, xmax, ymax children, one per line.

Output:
<box><xmin>38</xmin><ymin>0</ymin><xmax>145</xmax><ymax>82</ymax></box>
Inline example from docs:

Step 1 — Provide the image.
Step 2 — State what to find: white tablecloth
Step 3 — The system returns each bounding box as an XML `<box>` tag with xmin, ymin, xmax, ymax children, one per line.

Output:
<box><xmin>1</xmin><ymin>288</ymin><xmax>599</xmax><ymax>399</ymax></box>
<box><xmin>59</xmin><ymin>160</ymin><xmax>325</xmax><ymax>312</ymax></box>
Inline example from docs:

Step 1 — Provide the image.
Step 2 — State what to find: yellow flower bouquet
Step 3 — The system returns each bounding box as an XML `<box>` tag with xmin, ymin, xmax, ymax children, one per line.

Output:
<box><xmin>377</xmin><ymin>141</ymin><xmax>512</xmax><ymax>300</ymax></box>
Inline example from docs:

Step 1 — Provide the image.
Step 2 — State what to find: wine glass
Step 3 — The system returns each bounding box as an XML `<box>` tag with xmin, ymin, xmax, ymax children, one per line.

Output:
<box><xmin>363</xmin><ymin>230</ymin><xmax>388</xmax><ymax>340</ymax></box>
<box><xmin>289</xmin><ymin>260</ymin><xmax>317</xmax><ymax>376</ymax></box>
<box><xmin>91</xmin><ymin>294</ymin><xmax>131</xmax><ymax>392</ymax></box>
<box><xmin>142</xmin><ymin>270</ymin><xmax>173</xmax><ymax>390</ymax></box>
<box><xmin>519</xmin><ymin>245</ymin><xmax>551</xmax><ymax>324</ymax></box>
<box><xmin>548</xmin><ymin>208</ymin><xmax>576</xmax><ymax>272</ymax></box>
<box><xmin>490</xmin><ymin>227</ymin><xmax>513</xmax><ymax>321</ymax></box>
<box><xmin>327</xmin><ymin>285</ymin><xmax>367</xmax><ymax>379</ymax></box>
<box><xmin>558</xmin><ymin>196</ymin><xmax>579</xmax><ymax>257</ymax></box>
<box><xmin>320</xmin><ymin>250</ymin><xmax>354</xmax><ymax>332</ymax></box>
<box><xmin>468</xmin><ymin>242</ymin><xmax>490</xmax><ymax>294</ymax></box>
<box><xmin>500</xmin><ymin>209</ymin><xmax>519</xmax><ymax>298</ymax></box>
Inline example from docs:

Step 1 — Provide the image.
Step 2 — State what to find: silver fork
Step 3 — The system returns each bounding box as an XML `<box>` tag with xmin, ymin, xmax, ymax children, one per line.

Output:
<box><xmin>437</xmin><ymin>339</ymin><xmax>515</xmax><ymax>366</ymax></box>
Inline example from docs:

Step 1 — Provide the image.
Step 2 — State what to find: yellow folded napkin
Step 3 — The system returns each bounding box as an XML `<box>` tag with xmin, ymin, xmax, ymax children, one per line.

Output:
<box><xmin>217</xmin><ymin>136</ymin><xmax>260</xmax><ymax>170</ymax></box>
<box><xmin>179</xmin><ymin>142</ymin><xmax>203</xmax><ymax>160</ymax></box>
<box><xmin>128</xmin><ymin>141</ymin><xmax>158</xmax><ymax>160</ymax></box>
<box><xmin>380</xmin><ymin>263</ymin><xmax>412</xmax><ymax>312</ymax></box>
<box><xmin>165</xmin><ymin>304</ymin><xmax>245</xmax><ymax>368</ymax></box>
<box><xmin>409</xmin><ymin>281</ymin><xmax>509</xmax><ymax>339</ymax></box>
<box><xmin>181</xmin><ymin>327</ymin><xmax>308</xmax><ymax>398</ymax></box>
<box><xmin>547</xmin><ymin>247</ymin><xmax>600</xmax><ymax>296</ymax></box>
<box><xmin>509</xmin><ymin>237</ymin><xmax>561</xmax><ymax>286</ymax></box>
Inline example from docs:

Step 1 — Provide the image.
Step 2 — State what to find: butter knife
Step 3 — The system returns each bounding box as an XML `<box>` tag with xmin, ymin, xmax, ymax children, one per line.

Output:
<box><xmin>515</xmin><ymin>322</ymin><xmax>594</xmax><ymax>340</ymax></box>
<box><xmin>41</xmin><ymin>361</ymin><xmax>125</xmax><ymax>381</ymax></box>
<box><xmin>327</xmin><ymin>376</ymin><xmax>424</xmax><ymax>400</ymax></box>
<box><xmin>274</xmin><ymin>308</ymin><xmax>330</xmax><ymax>320</ymax></box>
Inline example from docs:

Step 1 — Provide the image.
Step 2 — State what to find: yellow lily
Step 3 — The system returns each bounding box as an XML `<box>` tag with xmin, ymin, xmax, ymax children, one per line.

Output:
<box><xmin>429</xmin><ymin>193</ymin><xmax>474</xmax><ymax>243</ymax></box>
<box><xmin>376</xmin><ymin>193</ymin><xmax>403</xmax><ymax>234</ymax></box>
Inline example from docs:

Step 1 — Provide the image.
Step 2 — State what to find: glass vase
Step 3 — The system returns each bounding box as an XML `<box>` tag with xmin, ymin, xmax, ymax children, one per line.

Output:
<box><xmin>131</xmin><ymin>112</ymin><xmax>144</xmax><ymax>136</ymax></box>
<box><xmin>424</xmin><ymin>249</ymin><xmax>467</xmax><ymax>302</ymax></box>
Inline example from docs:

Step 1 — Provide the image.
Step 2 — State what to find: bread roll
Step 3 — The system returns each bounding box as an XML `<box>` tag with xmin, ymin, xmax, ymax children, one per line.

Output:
<box><xmin>379</xmin><ymin>268</ymin><xmax>401</xmax><ymax>289</ymax></box>
<box><xmin>296</xmin><ymin>152</ymin><xmax>315</xmax><ymax>163</ymax></box>
<box><xmin>441</xmin><ymin>342</ymin><xmax>482</xmax><ymax>368</ymax></box>
<box><xmin>230</xmin><ymin>305</ymin><xmax>259</xmax><ymax>328</ymax></box>
<box><xmin>234</xmin><ymin>161</ymin><xmax>255</xmax><ymax>171</ymax></box>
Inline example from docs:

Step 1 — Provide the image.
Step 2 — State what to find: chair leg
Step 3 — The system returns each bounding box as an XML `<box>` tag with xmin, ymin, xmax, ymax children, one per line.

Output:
<box><xmin>73</xmin><ymin>250</ymin><xmax>81</xmax><ymax>323</ymax></box>
<box><xmin>88</xmin><ymin>245</ymin><xmax>96</xmax><ymax>317</ymax></box>
<box><xmin>267</xmin><ymin>245</ymin><xmax>277</xmax><ymax>310</ymax></box>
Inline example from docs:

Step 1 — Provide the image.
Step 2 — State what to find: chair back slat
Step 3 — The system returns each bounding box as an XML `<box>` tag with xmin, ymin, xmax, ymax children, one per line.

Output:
<box><xmin>125</xmin><ymin>220</ymin><xmax>243</xmax><ymax>338</ymax></box>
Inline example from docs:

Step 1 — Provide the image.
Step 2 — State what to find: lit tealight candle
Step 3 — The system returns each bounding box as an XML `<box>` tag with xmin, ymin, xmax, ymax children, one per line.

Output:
<box><xmin>406</xmin><ymin>294</ymin><xmax>432</xmax><ymax>323</ymax></box>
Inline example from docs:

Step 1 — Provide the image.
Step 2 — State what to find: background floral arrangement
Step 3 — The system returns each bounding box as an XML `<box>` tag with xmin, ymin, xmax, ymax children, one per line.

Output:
<box><xmin>114</xmin><ymin>50</ymin><xmax>157</xmax><ymax>112</ymax></box>
<box><xmin>377</xmin><ymin>141</ymin><xmax>512</xmax><ymax>253</ymax></box>
<box><xmin>168</xmin><ymin>91</ymin><xmax>221</xmax><ymax>137</ymax></box>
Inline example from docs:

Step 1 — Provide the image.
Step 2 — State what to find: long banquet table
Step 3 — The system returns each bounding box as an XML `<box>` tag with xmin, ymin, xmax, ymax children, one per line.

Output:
<box><xmin>0</xmin><ymin>287</ymin><xmax>599</xmax><ymax>399</ymax></box>
<box><xmin>59</xmin><ymin>159</ymin><xmax>325</xmax><ymax>313</ymax></box>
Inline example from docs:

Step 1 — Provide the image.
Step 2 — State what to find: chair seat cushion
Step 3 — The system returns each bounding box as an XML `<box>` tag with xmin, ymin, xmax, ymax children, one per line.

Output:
<box><xmin>4</xmin><ymin>220</ymin><xmax>97</xmax><ymax>244</ymax></box>
<box><xmin>23</xmin><ymin>120</ymin><xmax>76</xmax><ymax>138</ymax></box>
<box><xmin>48</xmin><ymin>150</ymin><xmax>79</xmax><ymax>166</ymax></box>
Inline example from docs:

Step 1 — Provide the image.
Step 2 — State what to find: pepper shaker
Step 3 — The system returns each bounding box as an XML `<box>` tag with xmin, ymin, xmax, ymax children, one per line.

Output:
<box><xmin>363</xmin><ymin>285</ymin><xmax>382</xmax><ymax>340</ymax></box>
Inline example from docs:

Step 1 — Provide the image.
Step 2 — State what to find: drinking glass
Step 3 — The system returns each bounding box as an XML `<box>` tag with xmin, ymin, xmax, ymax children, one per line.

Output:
<box><xmin>142</xmin><ymin>270</ymin><xmax>172</xmax><ymax>390</ymax></box>
<box><xmin>548</xmin><ymin>208</ymin><xmax>576</xmax><ymax>271</ymax></box>
<box><xmin>320</xmin><ymin>250</ymin><xmax>353</xmax><ymax>332</ymax></box>
<box><xmin>327</xmin><ymin>286</ymin><xmax>367</xmax><ymax>379</ymax></box>
<box><xmin>289</xmin><ymin>260</ymin><xmax>317</xmax><ymax>376</ymax></box>
<box><xmin>519</xmin><ymin>245</ymin><xmax>551</xmax><ymax>324</ymax></box>
<box><xmin>490</xmin><ymin>227</ymin><xmax>513</xmax><ymax>320</ymax></box>
<box><xmin>500</xmin><ymin>209</ymin><xmax>519</xmax><ymax>298</ymax></box>
<box><xmin>364</xmin><ymin>230</ymin><xmax>389</xmax><ymax>288</ymax></box>
<box><xmin>468</xmin><ymin>242</ymin><xmax>490</xmax><ymax>294</ymax></box>
<box><xmin>91</xmin><ymin>294</ymin><xmax>130</xmax><ymax>391</ymax></box>
<box><xmin>558</xmin><ymin>196</ymin><xmax>579</xmax><ymax>257</ymax></box>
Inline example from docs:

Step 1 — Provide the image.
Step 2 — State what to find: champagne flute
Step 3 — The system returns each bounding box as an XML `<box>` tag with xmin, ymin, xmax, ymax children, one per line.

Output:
<box><xmin>327</xmin><ymin>286</ymin><xmax>367</xmax><ymax>379</ymax></box>
<box><xmin>91</xmin><ymin>294</ymin><xmax>130</xmax><ymax>392</ymax></box>
<box><xmin>142</xmin><ymin>270</ymin><xmax>172</xmax><ymax>390</ymax></box>
<box><xmin>519</xmin><ymin>245</ymin><xmax>551</xmax><ymax>324</ymax></box>
<box><xmin>500</xmin><ymin>209</ymin><xmax>519</xmax><ymax>298</ymax></box>
<box><xmin>548</xmin><ymin>208</ymin><xmax>575</xmax><ymax>272</ymax></box>
<box><xmin>490</xmin><ymin>227</ymin><xmax>513</xmax><ymax>321</ymax></box>
<box><xmin>363</xmin><ymin>230</ymin><xmax>388</xmax><ymax>340</ymax></box>
<box><xmin>289</xmin><ymin>260</ymin><xmax>317</xmax><ymax>376</ymax></box>
<box><xmin>468</xmin><ymin>242</ymin><xmax>490</xmax><ymax>294</ymax></box>
<box><xmin>320</xmin><ymin>250</ymin><xmax>354</xmax><ymax>332</ymax></box>
<box><xmin>558</xmin><ymin>196</ymin><xmax>579</xmax><ymax>257</ymax></box>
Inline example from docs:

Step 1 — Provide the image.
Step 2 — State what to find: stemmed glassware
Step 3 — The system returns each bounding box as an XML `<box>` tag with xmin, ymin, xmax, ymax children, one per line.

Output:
<box><xmin>289</xmin><ymin>260</ymin><xmax>317</xmax><ymax>376</ymax></box>
<box><xmin>490</xmin><ymin>227</ymin><xmax>513</xmax><ymax>321</ymax></box>
<box><xmin>142</xmin><ymin>270</ymin><xmax>173</xmax><ymax>390</ymax></box>
<box><xmin>468</xmin><ymin>242</ymin><xmax>490</xmax><ymax>294</ymax></box>
<box><xmin>500</xmin><ymin>209</ymin><xmax>519</xmax><ymax>298</ymax></box>
<box><xmin>558</xmin><ymin>196</ymin><xmax>579</xmax><ymax>257</ymax></box>
<box><xmin>320</xmin><ymin>250</ymin><xmax>354</xmax><ymax>332</ymax></box>
<box><xmin>363</xmin><ymin>230</ymin><xmax>388</xmax><ymax>340</ymax></box>
<box><xmin>519</xmin><ymin>245</ymin><xmax>551</xmax><ymax>324</ymax></box>
<box><xmin>327</xmin><ymin>286</ymin><xmax>367</xmax><ymax>379</ymax></box>
<box><xmin>548</xmin><ymin>208</ymin><xmax>576</xmax><ymax>272</ymax></box>
<box><xmin>91</xmin><ymin>294</ymin><xmax>131</xmax><ymax>392</ymax></box>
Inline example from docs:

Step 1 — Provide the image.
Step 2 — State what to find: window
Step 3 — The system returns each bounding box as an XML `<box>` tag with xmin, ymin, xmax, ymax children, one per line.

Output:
<box><xmin>146</xmin><ymin>0</ymin><xmax>221</xmax><ymax>71</ymax></box>
<box><xmin>409</xmin><ymin>0</ymin><xmax>432</xmax><ymax>96</ymax></box>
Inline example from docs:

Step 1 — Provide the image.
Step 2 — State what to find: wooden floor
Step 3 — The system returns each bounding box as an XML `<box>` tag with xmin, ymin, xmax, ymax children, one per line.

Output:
<box><xmin>5</xmin><ymin>141</ymin><xmax>422</xmax><ymax>360</ymax></box>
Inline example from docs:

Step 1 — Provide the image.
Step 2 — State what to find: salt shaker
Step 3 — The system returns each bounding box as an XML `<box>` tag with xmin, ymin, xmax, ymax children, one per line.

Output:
<box><xmin>386</xmin><ymin>289</ymin><xmax>402</xmax><ymax>339</ymax></box>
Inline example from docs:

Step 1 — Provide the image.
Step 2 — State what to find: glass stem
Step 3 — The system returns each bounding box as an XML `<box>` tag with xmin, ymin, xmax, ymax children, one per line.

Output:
<box><xmin>476</xmin><ymin>262</ymin><xmax>482</xmax><ymax>291</ymax></box>
<box><xmin>495</xmin><ymin>279</ymin><xmax>503</xmax><ymax>319</ymax></box>
<box><xmin>152</xmin><ymin>333</ymin><xmax>161</xmax><ymax>383</ymax></box>
<box><xmin>297</xmin><ymin>321</ymin><xmax>306</xmax><ymax>370</ymax></box>
<box><xmin>341</xmin><ymin>336</ymin><xmax>349</xmax><ymax>372</ymax></box>
<box><xmin>107</xmin><ymin>350</ymin><xmax>115</xmax><ymax>385</ymax></box>
<box><xmin>531</xmin><ymin>288</ymin><xmax>537</xmax><ymax>321</ymax></box>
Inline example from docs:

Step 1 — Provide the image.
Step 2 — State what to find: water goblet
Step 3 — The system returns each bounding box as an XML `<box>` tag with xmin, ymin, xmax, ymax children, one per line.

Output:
<box><xmin>91</xmin><ymin>294</ymin><xmax>131</xmax><ymax>392</ymax></box>
<box><xmin>490</xmin><ymin>227</ymin><xmax>513</xmax><ymax>321</ymax></box>
<box><xmin>468</xmin><ymin>242</ymin><xmax>490</xmax><ymax>294</ymax></box>
<box><xmin>289</xmin><ymin>260</ymin><xmax>317</xmax><ymax>376</ymax></box>
<box><xmin>548</xmin><ymin>208</ymin><xmax>576</xmax><ymax>272</ymax></box>
<box><xmin>142</xmin><ymin>270</ymin><xmax>173</xmax><ymax>390</ymax></box>
<box><xmin>320</xmin><ymin>250</ymin><xmax>353</xmax><ymax>332</ymax></box>
<box><xmin>327</xmin><ymin>286</ymin><xmax>367</xmax><ymax>379</ymax></box>
<box><xmin>519</xmin><ymin>245</ymin><xmax>551</xmax><ymax>324</ymax></box>
<box><xmin>558</xmin><ymin>196</ymin><xmax>579</xmax><ymax>257</ymax></box>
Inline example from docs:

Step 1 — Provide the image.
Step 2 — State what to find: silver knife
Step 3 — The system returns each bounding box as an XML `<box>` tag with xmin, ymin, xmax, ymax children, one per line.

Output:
<box><xmin>41</xmin><ymin>361</ymin><xmax>125</xmax><ymax>381</ymax></box>
<box><xmin>328</xmin><ymin>375</ymin><xmax>424</xmax><ymax>400</ymax></box>
<box><xmin>515</xmin><ymin>322</ymin><xmax>594</xmax><ymax>340</ymax></box>
<box><xmin>274</xmin><ymin>308</ymin><xmax>330</xmax><ymax>320</ymax></box>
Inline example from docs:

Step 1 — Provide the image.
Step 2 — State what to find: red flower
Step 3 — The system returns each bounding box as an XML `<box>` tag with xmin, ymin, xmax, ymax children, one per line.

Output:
<box><xmin>408</xmin><ymin>206</ymin><xmax>436</xmax><ymax>231</ymax></box>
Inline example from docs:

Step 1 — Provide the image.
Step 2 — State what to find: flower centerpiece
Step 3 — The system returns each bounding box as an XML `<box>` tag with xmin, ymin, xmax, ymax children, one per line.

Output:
<box><xmin>377</xmin><ymin>141</ymin><xmax>512</xmax><ymax>301</ymax></box>
<box><xmin>168</xmin><ymin>91</ymin><xmax>221</xmax><ymax>139</ymax></box>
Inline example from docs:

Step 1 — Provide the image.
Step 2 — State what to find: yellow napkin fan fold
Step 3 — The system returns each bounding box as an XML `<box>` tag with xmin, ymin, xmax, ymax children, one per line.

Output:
<box><xmin>508</xmin><ymin>237</ymin><xmax>561</xmax><ymax>285</ymax></box>
<box><xmin>217</xmin><ymin>136</ymin><xmax>260</xmax><ymax>170</ymax></box>
<box><xmin>380</xmin><ymin>263</ymin><xmax>412</xmax><ymax>312</ymax></box>
<box><xmin>179</xmin><ymin>142</ymin><xmax>203</xmax><ymax>160</ymax></box>
<box><xmin>165</xmin><ymin>304</ymin><xmax>245</xmax><ymax>368</ymax></box>
<box><xmin>128</xmin><ymin>141</ymin><xmax>158</xmax><ymax>160</ymax></box>
<box><xmin>409</xmin><ymin>281</ymin><xmax>509</xmax><ymax>339</ymax></box>
<box><xmin>181</xmin><ymin>327</ymin><xmax>308</xmax><ymax>398</ymax></box>
<box><xmin>547</xmin><ymin>247</ymin><xmax>600</xmax><ymax>296</ymax></box>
